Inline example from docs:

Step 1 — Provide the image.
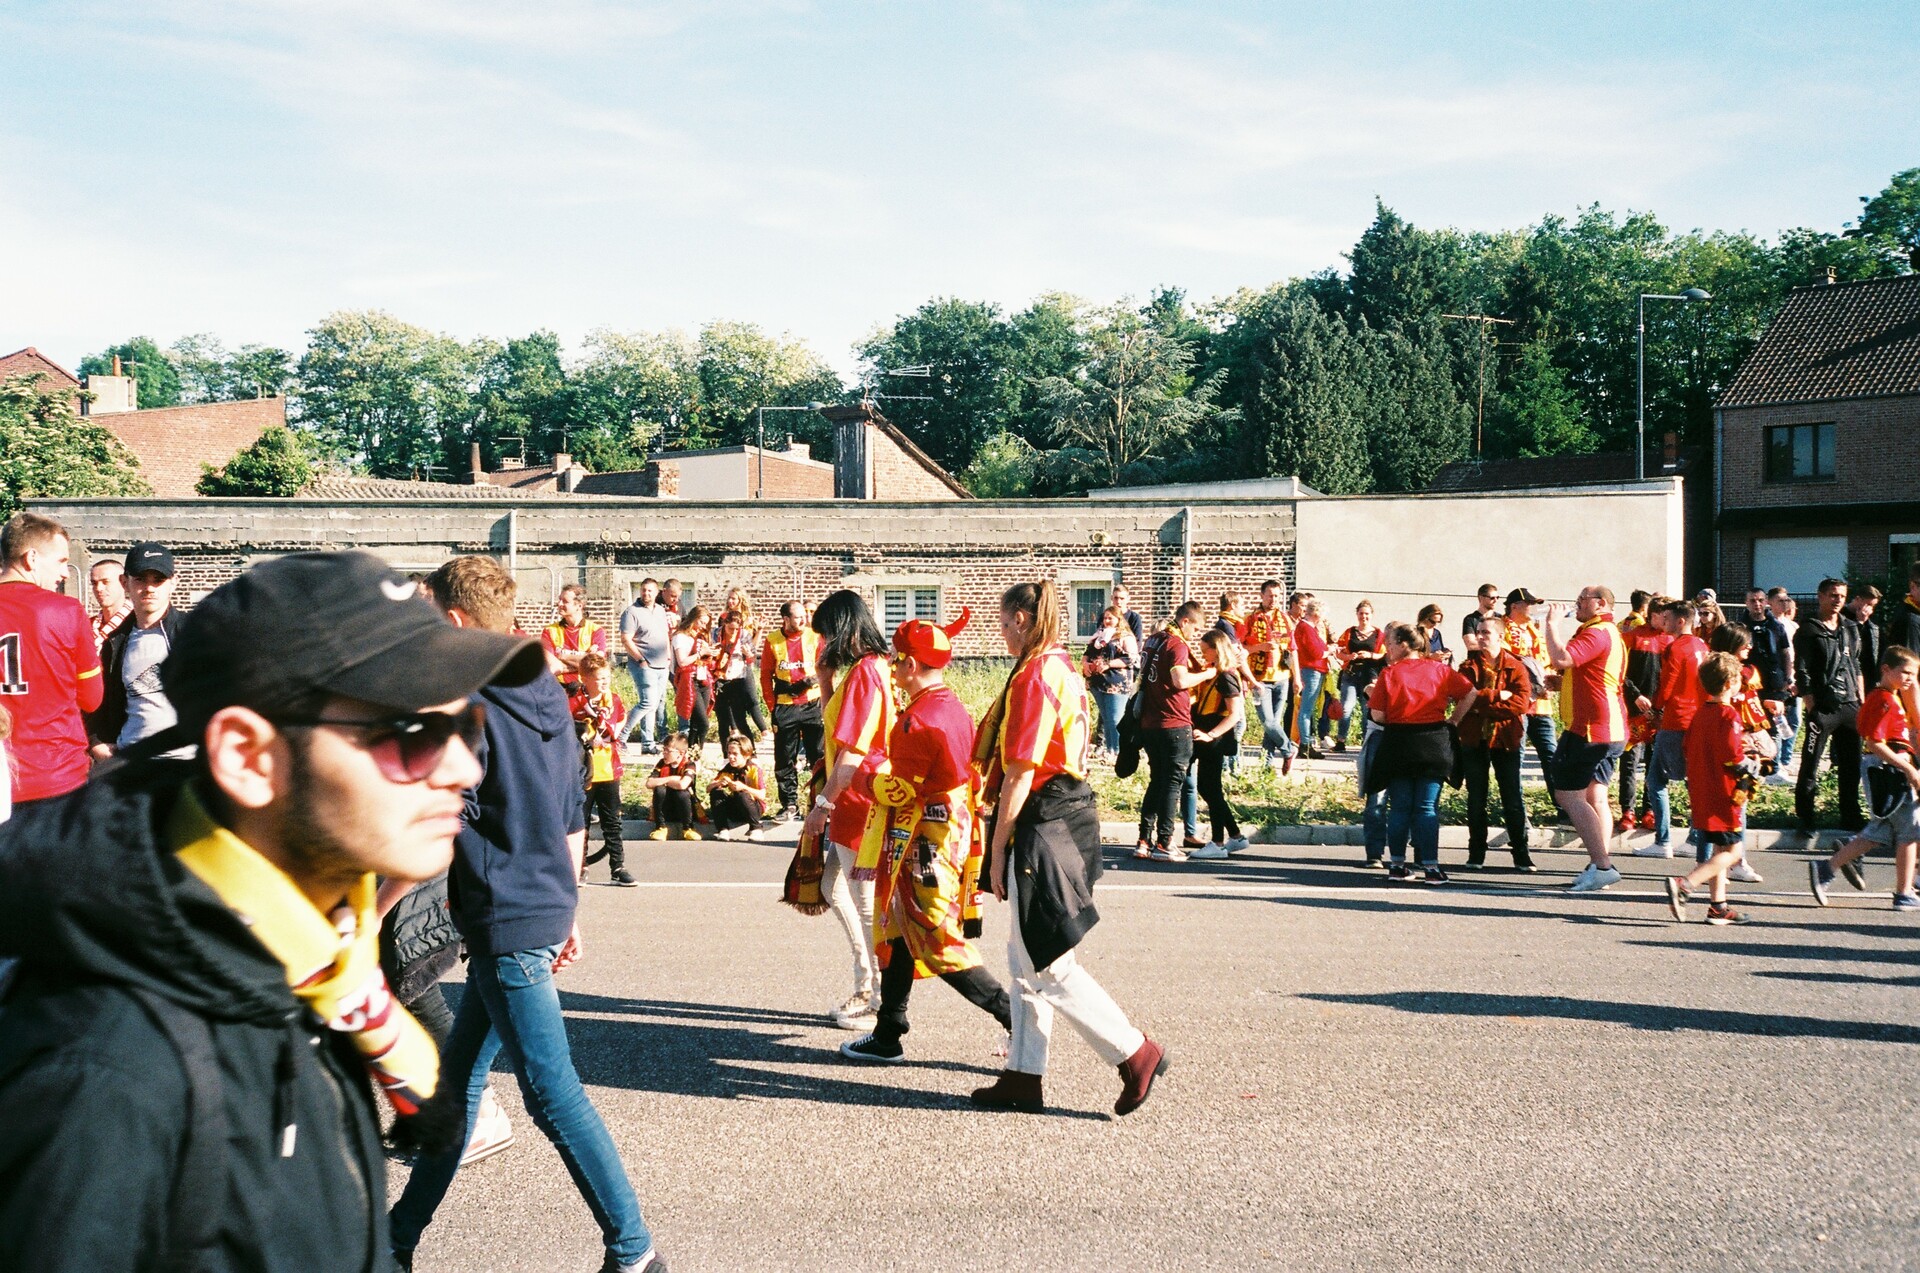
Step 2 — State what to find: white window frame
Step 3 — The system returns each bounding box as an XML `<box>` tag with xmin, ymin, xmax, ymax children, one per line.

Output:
<box><xmin>1065</xmin><ymin>579</ymin><xmax>1116</xmax><ymax>642</ymax></box>
<box><xmin>877</xmin><ymin>585</ymin><xmax>941</xmax><ymax>631</ymax></box>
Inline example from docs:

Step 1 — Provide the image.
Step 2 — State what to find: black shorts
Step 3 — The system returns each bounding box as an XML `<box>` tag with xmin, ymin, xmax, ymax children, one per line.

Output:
<box><xmin>1548</xmin><ymin>731</ymin><xmax>1625</xmax><ymax>792</ymax></box>
<box><xmin>1698</xmin><ymin>829</ymin><xmax>1744</xmax><ymax>848</ymax></box>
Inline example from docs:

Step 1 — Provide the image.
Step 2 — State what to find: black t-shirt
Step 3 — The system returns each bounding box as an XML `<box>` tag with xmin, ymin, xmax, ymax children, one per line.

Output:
<box><xmin>1193</xmin><ymin>669</ymin><xmax>1244</xmax><ymax>733</ymax></box>
<box><xmin>1792</xmin><ymin>616</ymin><xmax>1863</xmax><ymax>714</ymax></box>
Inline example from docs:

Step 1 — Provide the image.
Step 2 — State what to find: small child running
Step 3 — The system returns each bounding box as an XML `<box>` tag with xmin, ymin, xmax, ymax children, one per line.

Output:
<box><xmin>709</xmin><ymin>732</ymin><xmax>769</xmax><ymax>840</ymax></box>
<box><xmin>1664</xmin><ymin>651</ymin><xmax>1756</xmax><ymax>925</ymax></box>
<box><xmin>1809</xmin><ymin>645</ymin><xmax>1920</xmax><ymax>910</ymax></box>
<box><xmin>647</xmin><ymin>731</ymin><xmax>704</xmax><ymax>841</ymax></box>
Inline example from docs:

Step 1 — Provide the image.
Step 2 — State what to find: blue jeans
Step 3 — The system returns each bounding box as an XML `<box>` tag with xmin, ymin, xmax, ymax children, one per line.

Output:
<box><xmin>1251</xmin><ymin>679</ymin><xmax>1295</xmax><ymax>757</ymax></box>
<box><xmin>1647</xmin><ymin>730</ymin><xmax>1698</xmax><ymax>852</ymax></box>
<box><xmin>1094</xmin><ymin>690</ymin><xmax>1127</xmax><ymax>754</ymax></box>
<box><xmin>389</xmin><ymin>943</ymin><xmax>654</xmax><ymax>1264</ymax></box>
<box><xmin>1295</xmin><ymin>670</ymin><xmax>1325</xmax><ymax>751</ymax></box>
<box><xmin>1778</xmin><ymin>699</ymin><xmax>1799</xmax><ymax>770</ymax></box>
<box><xmin>1386</xmin><ymin>776</ymin><xmax>1443</xmax><ymax>866</ymax></box>
<box><xmin>1183</xmin><ymin>761</ymin><xmax>1199</xmax><ymax>839</ymax></box>
<box><xmin>621</xmin><ymin>663</ymin><xmax>669</xmax><ymax>750</ymax></box>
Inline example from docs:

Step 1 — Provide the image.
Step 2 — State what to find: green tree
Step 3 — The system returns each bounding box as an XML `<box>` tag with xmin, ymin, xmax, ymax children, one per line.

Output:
<box><xmin>171</xmin><ymin>335</ymin><xmax>297</xmax><ymax>403</ymax></box>
<box><xmin>856</xmin><ymin>298</ymin><xmax>1017</xmax><ymax>473</ymax></box>
<box><xmin>0</xmin><ymin>374</ymin><xmax>150</xmax><ymax>517</ymax></box>
<box><xmin>1005</xmin><ymin>293</ymin><xmax>1086</xmax><ymax>450</ymax></box>
<box><xmin>1487</xmin><ymin>340</ymin><xmax>1597</xmax><ymax>459</ymax></box>
<box><xmin>958</xmin><ymin>431</ymin><xmax>1037</xmax><ymax>497</ymax></box>
<box><xmin>1363</xmin><ymin>326</ymin><xmax>1474</xmax><ymax>491</ymax></box>
<box><xmin>470</xmin><ymin>331</ymin><xmax>570</xmax><ymax>470</ymax></box>
<box><xmin>1849</xmin><ymin>167</ymin><xmax>1920</xmax><ymax>270</ymax></box>
<box><xmin>691</xmin><ymin>322</ymin><xmax>843</xmax><ymax>452</ymax></box>
<box><xmin>1035</xmin><ymin>303</ymin><xmax>1229</xmax><ymax>492</ymax></box>
<box><xmin>294</xmin><ymin>310</ymin><xmax>478</xmax><ymax>479</ymax></box>
<box><xmin>195</xmin><ymin>425</ymin><xmax>315</xmax><ymax>497</ymax></box>
<box><xmin>566</xmin><ymin>329</ymin><xmax>697</xmax><ymax>471</ymax></box>
<box><xmin>1345</xmin><ymin>202</ymin><xmax>1473</xmax><ymax>333</ymax></box>
<box><xmin>78</xmin><ymin>336</ymin><xmax>180</xmax><ymax>409</ymax></box>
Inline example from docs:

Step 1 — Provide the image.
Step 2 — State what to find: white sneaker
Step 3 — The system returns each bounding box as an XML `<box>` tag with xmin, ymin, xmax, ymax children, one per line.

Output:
<box><xmin>1763</xmin><ymin>772</ymin><xmax>1793</xmax><ymax>787</ymax></box>
<box><xmin>1728</xmin><ymin>861</ymin><xmax>1764</xmax><ymax>883</ymax></box>
<box><xmin>459</xmin><ymin>1090</ymin><xmax>514</xmax><ymax>1166</ymax></box>
<box><xmin>1188</xmin><ymin>842</ymin><xmax>1230</xmax><ymax>860</ymax></box>
<box><xmin>830</xmin><ymin>994</ymin><xmax>877</xmax><ymax>1030</ymax></box>
<box><xmin>1633</xmin><ymin>843</ymin><xmax>1675</xmax><ymax>858</ymax></box>
<box><xmin>713</xmin><ymin>826</ymin><xmax>741</xmax><ymax>841</ymax></box>
<box><xmin>1569</xmin><ymin>865</ymin><xmax>1622</xmax><ymax>892</ymax></box>
<box><xmin>1225</xmin><ymin>836</ymin><xmax>1250</xmax><ymax>854</ymax></box>
<box><xmin>747</xmin><ymin>827</ymin><xmax>766</xmax><ymax>841</ymax></box>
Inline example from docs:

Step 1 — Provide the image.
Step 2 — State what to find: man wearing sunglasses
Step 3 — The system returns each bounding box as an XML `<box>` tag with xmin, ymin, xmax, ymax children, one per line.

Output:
<box><xmin>391</xmin><ymin>554</ymin><xmax>666</xmax><ymax>1273</ymax></box>
<box><xmin>0</xmin><ymin>550</ymin><xmax>543</xmax><ymax>1273</ymax></box>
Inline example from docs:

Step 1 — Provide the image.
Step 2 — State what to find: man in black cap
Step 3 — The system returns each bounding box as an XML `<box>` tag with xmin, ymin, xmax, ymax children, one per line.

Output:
<box><xmin>1503</xmin><ymin>587</ymin><xmax>1559</xmax><ymax>778</ymax></box>
<box><xmin>87</xmin><ymin>541</ymin><xmax>186</xmax><ymax>757</ymax></box>
<box><xmin>0</xmin><ymin>550</ymin><xmax>543</xmax><ymax>1273</ymax></box>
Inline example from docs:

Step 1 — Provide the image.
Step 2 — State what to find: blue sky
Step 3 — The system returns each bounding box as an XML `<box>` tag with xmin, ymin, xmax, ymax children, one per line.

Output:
<box><xmin>2</xmin><ymin>1</ymin><xmax>1914</xmax><ymax>377</ymax></box>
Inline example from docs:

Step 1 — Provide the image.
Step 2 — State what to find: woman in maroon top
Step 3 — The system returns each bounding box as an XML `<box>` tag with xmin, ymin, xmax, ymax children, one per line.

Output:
<box><xmin>1456</xmin><ymin>614</ymin><xmax>1534</xmax><ymax>871</ymax></box>
<box><xmin>1293</xmin><ymin>599</ymin><xmax>1331</xmax><ymax>758</ymax></box>
<box><xmin>1367</xmin><ymin>624</ymin><xmax>1479</xmax><ymax>883</ymax></box>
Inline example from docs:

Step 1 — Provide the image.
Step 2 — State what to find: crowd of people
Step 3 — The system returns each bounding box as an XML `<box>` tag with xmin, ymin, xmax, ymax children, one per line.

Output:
<box><xmin>0</xmin><ymin>503</ymin><xmax>1917</xmax><ymax>1270</ymax></box>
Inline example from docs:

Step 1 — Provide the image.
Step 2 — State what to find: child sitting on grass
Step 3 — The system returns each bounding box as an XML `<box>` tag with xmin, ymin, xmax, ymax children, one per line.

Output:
<box><xmin>647</xmin><ymin>731</ymin><xmax>704</xmax><ymax>841</ymax></box>
<box><xmin>1664</xmin><ymin>651</ymin><xmax>1757</xmax><ymax>925</ymax></box>
<box><xmin>1810</xmin><ymin>645</ymin><xmax>1920</xmax><ymax>910</ymax></box>
<box><xmin>709</xmin><ymin>732</ymin><xmax>769</xmax><ymax>840</ymax></box>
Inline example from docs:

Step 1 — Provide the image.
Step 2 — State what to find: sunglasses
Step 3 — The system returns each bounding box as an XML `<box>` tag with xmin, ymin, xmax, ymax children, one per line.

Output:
<box><xmin>279</xmin><ymin>702</ymin><xmax>486</xmax><ymax>783</ymax></box>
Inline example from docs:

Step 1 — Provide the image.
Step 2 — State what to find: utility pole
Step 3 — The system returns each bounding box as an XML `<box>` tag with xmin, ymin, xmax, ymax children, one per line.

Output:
<box><xmin>1442</xmin><ymin>314</ymin><xmax>1515</xmax><ymax>457</ymax></box>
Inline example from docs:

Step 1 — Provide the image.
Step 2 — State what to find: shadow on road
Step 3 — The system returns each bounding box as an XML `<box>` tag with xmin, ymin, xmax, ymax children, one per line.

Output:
<box><xmin>534</xmin><ymin>991</ymin><xmax>1108</xmax><ymax>1120</ymax></box>
<box><xmin>1626</xmin><ymin>939</ymin><xmax>1920</xmax><ymax>967</ymax></box>
<box><xmin>1300</xmin><ymin>990</ymin><xmax>1920</xmax><ymax>1044</ymax></box>
<box><xmin>1180</xmin><ymin>890</ymin><xmax>1669</xmax><ymax>928</ymax></box>
<box><xmin>1751</xmin><ymin>969</ymin><xmax>1920</xmax><ymax>988</ymax></box>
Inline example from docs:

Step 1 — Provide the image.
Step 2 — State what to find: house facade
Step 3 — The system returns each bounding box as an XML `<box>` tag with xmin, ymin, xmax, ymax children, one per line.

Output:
<box><xmin>1714</xmin><ymin>273</ymin><xmax>1920</xmax><ymax>596</ymax></box>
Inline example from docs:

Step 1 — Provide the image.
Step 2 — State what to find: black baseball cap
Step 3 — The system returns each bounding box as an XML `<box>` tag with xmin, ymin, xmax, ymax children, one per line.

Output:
<box><xmin>157</xmin><ymin>551</ymin><xmax>544</xmax><ymax>737</ymax></box>
<box><xmin>1505</xmin><ymin>588</ymin><xmax>1542</xmax><ymax>607</ymax></box>
<box><xmin>124</xmin><ymin>542</ymin><xmax>176</xmax><ymax>579</ymax></box>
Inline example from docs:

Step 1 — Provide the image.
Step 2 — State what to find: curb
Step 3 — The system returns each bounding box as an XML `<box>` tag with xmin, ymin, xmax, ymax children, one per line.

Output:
<box><xmin>1093</xmin><ymin>820</ymin><xmax>1851</xmax><ymax>853</ymax></box>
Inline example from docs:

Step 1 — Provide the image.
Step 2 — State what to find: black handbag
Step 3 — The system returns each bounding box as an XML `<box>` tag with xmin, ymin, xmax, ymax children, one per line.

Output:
<box><xmin>1866</xmin><ymin>763</ymin><xmax>1911</xmax><ymax>820</ymax></box>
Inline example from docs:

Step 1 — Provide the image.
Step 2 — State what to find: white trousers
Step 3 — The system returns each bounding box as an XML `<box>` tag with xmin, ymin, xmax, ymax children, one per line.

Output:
<box><xmin>1005</xmin><ymin>868</ymin><xmax>1144</xmax><ymax>1076</ymax></box>
<box><xmin>821</xmin><ymin>840</ymin><xmax>876</xmax><ymax>998</ymax></box>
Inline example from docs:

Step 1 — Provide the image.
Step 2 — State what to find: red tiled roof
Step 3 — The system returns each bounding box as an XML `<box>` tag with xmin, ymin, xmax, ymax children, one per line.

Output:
<box><xmin>299</xmin><ymin>475</ymin><xmax>562</xmax><ymax>501</ymax></box>
<box><xmin>1428</xmin><ymin>448</ymin><xmax>1696</xmax><ymax>492</ymax></box>
<box><xmin>0</xmin><ymin>346</ymin><xmax>82</xmax><ymax>390</ymax></box>
<box><xmin>1719</xmin><ymin>274</ymin><xmax>1920</xmax><ymax>408</ymax></box>
<box><xmin>100</xmin><ymin>397</ymin><xmax>286</xmax><ymax>498</ymax></box>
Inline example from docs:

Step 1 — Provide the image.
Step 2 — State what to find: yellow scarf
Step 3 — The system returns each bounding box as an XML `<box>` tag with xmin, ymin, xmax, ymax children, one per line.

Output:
<box><xmin>171</xmin><ymin>789</ymin><xmax>439</xmax><ymax>1116</ymax></box>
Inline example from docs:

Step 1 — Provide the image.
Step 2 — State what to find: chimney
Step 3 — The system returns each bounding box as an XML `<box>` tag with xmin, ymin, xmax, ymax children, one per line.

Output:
<box><xmin>1817</xmin><ymin>265</ymin><xmax>1837</xmax><ymax>286</ymax></box>
<box><xmin>112</xmin><ymin>354</ymin><xmax>122</xmax><ymax>376</ymax></box>
<box><xmin>1662</xmin><ymin>431</ymin><xmax>1680</xmax><ymax>469</ymax></box>
<box><xmin>469</xmin><ymin>442</ymin><xmax>484</xmax><ymax>484</ymax></box>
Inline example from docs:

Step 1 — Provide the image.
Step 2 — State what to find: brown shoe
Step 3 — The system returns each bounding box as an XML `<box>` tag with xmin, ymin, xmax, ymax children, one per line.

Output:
<box><xmin>970</xmin><ymin>1070</ymin><xmax>1045</xmax><ymax>1113</ymax></box>
<box><xmin>1114</xmin><ymin>1038</ymin><xmax>1169</xmax><ymax>1116</ymax></box>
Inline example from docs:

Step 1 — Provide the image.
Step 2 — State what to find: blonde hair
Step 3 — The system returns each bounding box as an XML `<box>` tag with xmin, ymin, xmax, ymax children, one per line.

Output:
<box><xmin>1001</xmin><ymin>580</ymin><xmax>1062</xmax><ymax>664</ymax></box>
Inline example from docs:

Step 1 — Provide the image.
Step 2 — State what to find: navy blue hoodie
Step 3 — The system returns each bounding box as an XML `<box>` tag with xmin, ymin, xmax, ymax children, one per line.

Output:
<box><xmin>452</xmin><ymin>674</ymin><xmax>587</xmax><ymax>957</ymax></box>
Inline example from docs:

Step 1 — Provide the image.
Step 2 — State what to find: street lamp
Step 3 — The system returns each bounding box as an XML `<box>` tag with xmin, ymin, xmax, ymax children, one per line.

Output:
<box><xmin>754</xmin><ymin>403</ymin><xmax>826</xmax><ymax>499</ymax></box>
<box><xmin>1637</xmin><ymin>287</ymin><xmax>1712</xmax><ymax>480</ymax></box>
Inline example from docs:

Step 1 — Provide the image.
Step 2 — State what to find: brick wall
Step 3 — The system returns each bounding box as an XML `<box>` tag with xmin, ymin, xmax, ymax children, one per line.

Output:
<box><xmin>1720</xmin><ymin>394</ymin><xmax>1920</xmax><ymax>510</ymax></box>
<box><xmin>753</xmin><ymin>453</ymin><xmax>834</xmax><ymax>500</ymax></box>
<box><xmin>868</xmin><ymin>427</ymin><xmax>961</xmax><ymax>501</ymax></box>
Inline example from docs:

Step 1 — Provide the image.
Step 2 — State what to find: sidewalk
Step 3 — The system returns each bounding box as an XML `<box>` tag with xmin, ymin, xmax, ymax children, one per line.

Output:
<box><xmin>1093</xmin><ymin>820</ymin><xmax>1848</xmax><ymax>852</ymax></box>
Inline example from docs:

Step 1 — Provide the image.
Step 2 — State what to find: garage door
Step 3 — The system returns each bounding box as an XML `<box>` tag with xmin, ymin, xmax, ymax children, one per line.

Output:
<box><xmin>1751</xmin><ymin>536</ymin><xmax>1849</xmax><ymax>595</ymax></box>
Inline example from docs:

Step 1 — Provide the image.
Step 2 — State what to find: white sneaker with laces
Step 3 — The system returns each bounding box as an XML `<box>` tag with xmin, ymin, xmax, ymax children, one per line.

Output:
<box><xmin>830</xmin><ymin>993</ymin><xmax>877</xmax><ymax>1030</ymax></box>
<box><xmin>1188</xmin><ymin>842</ymin><xmax>1230</xmax><ymax>860</ymax></box>
<box><xmin>1569</xmin><ymin>864</ymin><xmax>1622</xmax><ymax>892</ymax></box>
<box><xmin>1633</xmin><ymin>842</ymin><xmax>1675</xmax><ymax>858</ymax></box>
<box><xmin>459</xmin><ymin>1090</ymin><xmax>514</xmax><ymax>1166</ymax></box>
<box><xmin>1225</xmin><ymin>836</ymin><xmax>1251</xmax><ymax>853</ymax></box>
<box><xmin>1727</xmin><ymin>861</ymin><xmax>1764</xmax><ymax>883</ymax></box>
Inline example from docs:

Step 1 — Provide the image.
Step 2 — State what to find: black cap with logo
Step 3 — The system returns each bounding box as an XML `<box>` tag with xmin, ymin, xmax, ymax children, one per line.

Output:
<box><xmin>1504</xmin><ymin>588</ymin><xmax>1542</xmax><ymax>608</ymax></box>
<box><xmin>123</xmin><ymin>542</ymin><xmax>176</xmax><ymax>579</ymax></box>
<box><xmin>150</xmin><ymin>551</ymin><xmax>543</xmax><ymax>747</ymax></box>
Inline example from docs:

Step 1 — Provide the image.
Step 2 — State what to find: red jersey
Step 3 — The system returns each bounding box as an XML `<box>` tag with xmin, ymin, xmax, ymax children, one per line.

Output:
<box><xmin>1294</xmin><ymin>620</ymin><xmax>1329</xmax><ymax>673</ymax></box>
<box><xmin>1563</xmin><ymin>612</ymin><xmax>1629</xmax><ymax>744</ymax></box>
<box><xmin>1655</xmin><ymin>633</ymin><xmax>1708</xmax><ymax>733</ymax></box>
<box><xmin>1684</xmin><ymin>703</ymin><xmax>1743</xmax><ymax>833</ymax></box>
<box><xmin>1734</xmin><ymin>663</ymin><xmax>1770</xmax><ymax>734</ymax></box>
<box><xmin>568</xmin><ymin>689</ymin><xmax>626</xmax><ymax>784</ymax></box>
<box><xmin>0</xmin><ymin>581</ymin><xmax>104</xmax><ymax>802</ymax></box>
<box><xmin>823</xmin><ymin>655</ymin><xmax>894</xmax><ymax>851</ymax></box>
<box><xmin>886</xmin><ymin>684</ymin><xmax>976</xmax><ymax>798</ymax></box>
<box><xmin>996</xmin><ymin>646</ymin><xmax>1091</xmax><ymax>787</ymax></box>
<box><xmin>1238</xmin><ymin>608</ymin><xmax>1291</xmax><ymax>684</ymax></box>
<box><xmin>1372</xmin><ymin>658</ymin><xmax>1473</xmax><ymax>725</ymax></box>
<box><xmin>1137</xmin><ymin>630</ymin><xmax>1193</xmax><ymax>731</ymax></box>
<box><xmin>1857</xmin><ymin>688</ymin><xmax>1910</xmax><ymax>747</ymax></box>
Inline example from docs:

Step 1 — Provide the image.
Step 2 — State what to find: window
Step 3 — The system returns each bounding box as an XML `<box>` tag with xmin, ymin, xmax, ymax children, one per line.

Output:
<box><xmin>1894</xmin><ymin>534</ymin><xmax>1920</xmax><ymax>583</ymax></box>
<box><xmin>877</xmin><ymin>586</ymin><xmax>939</xmax><ymax>630</ymax></box>
<box><xmin>1765</xmin><ymin>422</ymin><xmax>1835</xmax><ymax>482</ymax></box>
<box><xmin>1752</xmin><ymin>536</ymin><xmax>1849</xmax><ymax>597</ymax></box>
<box><xmin>1072</xmin><ymin>584</ymin><xmax>1110</xmax><ymax>640</ymax></box>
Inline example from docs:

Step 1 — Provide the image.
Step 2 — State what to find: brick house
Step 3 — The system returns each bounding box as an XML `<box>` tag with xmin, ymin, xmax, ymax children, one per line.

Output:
<box><xmin>1714</xmin><ymin>273</ymin><xmax>1920</xmax><ymax>596</ymax></box>
<box><xmin>0</xmin><ymin>347</ymin><xmax>83</xmax><ymax>398</ymax></box>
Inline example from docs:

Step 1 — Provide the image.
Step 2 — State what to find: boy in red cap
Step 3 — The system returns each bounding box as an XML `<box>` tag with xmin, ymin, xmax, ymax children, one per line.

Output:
<box><xmin>839</xmin><ymin>610</ymin><xmax>1013</xmax><ymax>1064</ymax></box>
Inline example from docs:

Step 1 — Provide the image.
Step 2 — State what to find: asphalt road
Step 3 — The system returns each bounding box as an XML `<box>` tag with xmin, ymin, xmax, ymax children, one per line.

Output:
<box><xmin>390</xmin><ymin>831</ymin><xmax>1920</xmax><ymax>1272</ymax></box>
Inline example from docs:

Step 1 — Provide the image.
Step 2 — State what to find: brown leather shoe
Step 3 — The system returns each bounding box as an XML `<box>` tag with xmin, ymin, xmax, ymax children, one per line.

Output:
<box><xmin>1114</xmin><ymin>1038</ymin><xmax>1169</xmax><ymax>1116</ymax></box>
<box><xmin>970</xmin><ymin>1070</ymin><xmax>1044</xmax><ymax>1113</ymax></box>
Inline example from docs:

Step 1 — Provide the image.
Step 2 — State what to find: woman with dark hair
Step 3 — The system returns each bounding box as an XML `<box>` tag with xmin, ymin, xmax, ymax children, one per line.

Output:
<box><xmin>1368</xmin><ymin>623</ymin><xmax>1479</xmax><ymax>884</ymax></box>
<box><xmin>971</xmin><ymin>580</ymin><xmax>1168</xmax><ymax>1116</ymax></box>
<box><xmin>1187</xmin><ymin>629</ymin><xmax>1247</xmax><ymax>859</ymax></box>
<box><xmin>803</xmin><ymin>589</ymin><xmax>896</xmax><ymax>1030</ymax></box>
<box><xmin>1416</xmin><ymin>603</ymin><xmax>1452</xmax><ymax>665</ymax></box>
<box><xmin>712</xmin><ymin>609</ymin><xmax>763</xmax><ymax>744</ymax></box>
<box><xmin>671</xmin><ymin>604</ymin><xmax>716</xmax><ymax>749</ymax></box>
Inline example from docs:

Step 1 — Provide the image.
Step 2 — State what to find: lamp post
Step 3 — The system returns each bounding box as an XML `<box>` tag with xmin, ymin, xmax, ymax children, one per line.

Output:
<box><xmin>754</xmin><ymin>403</ymin><xmax>827</xmax><ymax>499</ymax></box>
<box><xmin>1637</xmin><ymin>287</ymin><xmax>1712</xmax><ymax>480</ymax></box>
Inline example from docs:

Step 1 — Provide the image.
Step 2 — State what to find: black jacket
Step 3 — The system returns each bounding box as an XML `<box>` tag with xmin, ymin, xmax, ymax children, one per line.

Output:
<box><xmin>0</xmin><ymin>762</ymin><xmax>393</xmax><ymax>1273</ymax></box>
<box><xmin>1009</xmin><ymin>775</ymin><xmax>1103</xmax><ymax>971</ymax></box>
<box><xmin>1888</xmin><ymin>596</ymin><xmax>1920</xmax><ymax>663</ymax></box>
<box><xmin>85</xmin><ymin>606</ymin><xmax>187</xmax><ymax>748</ymax></box>
<box><xmin>1793</xmin><ymin>616</ymin><xmax>1864</xmax><ymax>714</ymax></box>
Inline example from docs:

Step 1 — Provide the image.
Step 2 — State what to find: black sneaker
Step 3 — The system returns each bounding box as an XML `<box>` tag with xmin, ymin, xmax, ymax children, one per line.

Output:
<box><xmin>1386</xmin><ymin>863</ymin><xmax>1415</xmax><ymax>883</ymax></box>
<box><xmin>394</xmin><ymin>1250</ymin><xmax>414</xmax><ymax>1273</ymax></box>
<box><xmin>1512</xmin><ymin>854</ymin><xmax>1537</xmax><ymax>873</ymax></box>
<box><xmin>1422</xmin><ymin>867</ymin><xmax>1449</xmax><ymax>885</ymax></box>
<box><xmin>838</xmin><ymin>1033</ymin><xmax>905</xmax><ymax>1064</ymax></box>
<box><xmin>599</xmin><ymin>1249</ymin><xmax>669</xmax><ymax>1273</ymax></box>
<box><xmin>1808</xmin><ymin>860</ymin><xmax>1833</xmax><ymax>907</ymax></box>
<box><xmin>1363</xmin><ymin>857</ymin><xmax>1388</xmax><ymax>869</ymax></box>
<box><xmin>777</xmin><ymin>806</ymin><xmax>798</xmax><ymax>823</ymax></box>
<box><xmin>1838</xmin><ymin>859</ymin><xmax>1867</xmax><ymax>891</ymax></box>
<box><xmin>611</xmin><ymin>868</ymin><xmax>637</xmax><ymax>887</ymax></box>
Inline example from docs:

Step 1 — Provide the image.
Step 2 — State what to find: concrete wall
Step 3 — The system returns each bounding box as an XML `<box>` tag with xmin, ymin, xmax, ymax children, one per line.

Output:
<box><xmin>668</xmin><ymin>452</ymin><xmax>750</xmax><ymax>502</ymax></box>
<box><xmin>1291</xmin><ymin>480</ymin><xmax>1685</xmax><ymax>626</ymax></box>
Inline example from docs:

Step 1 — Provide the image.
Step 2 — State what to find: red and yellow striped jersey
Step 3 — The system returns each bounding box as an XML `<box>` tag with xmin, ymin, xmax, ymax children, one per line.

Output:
<box><xmin>996</xmin><ymin>645</ymin><xmax>1091</xmax><ymax>787</ymax></box>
